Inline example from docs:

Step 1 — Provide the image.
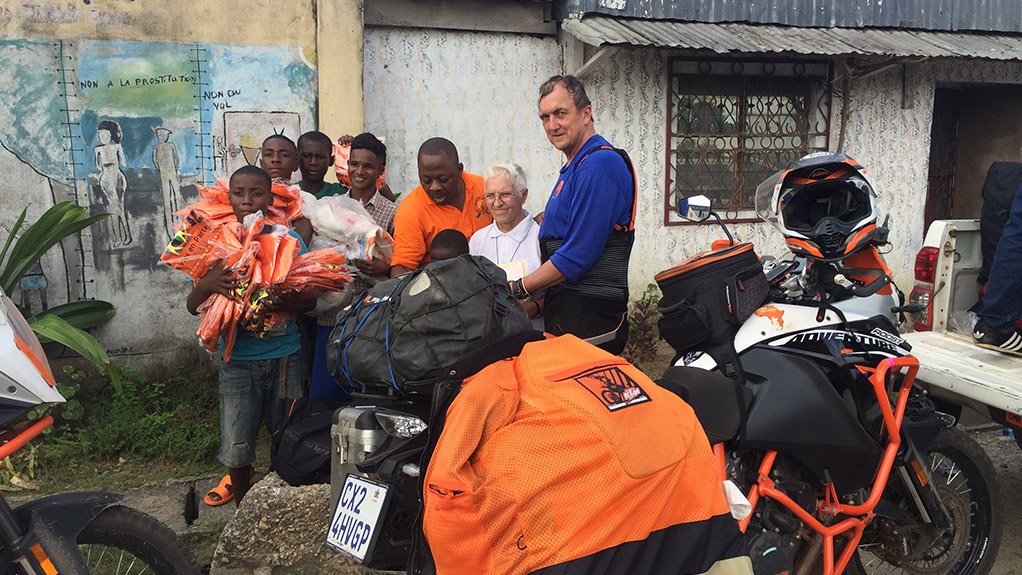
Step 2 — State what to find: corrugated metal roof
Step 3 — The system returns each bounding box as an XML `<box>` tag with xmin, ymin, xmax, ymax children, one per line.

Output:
<box><xmin>563</xmin><ymin>15</ymin><xmax>1022</xmax><ymax>60</ymax></box>
<box><xmin>566</xmin><ymin>0</ymin><xmax>1022</xmax><ymax>34</ymax></box>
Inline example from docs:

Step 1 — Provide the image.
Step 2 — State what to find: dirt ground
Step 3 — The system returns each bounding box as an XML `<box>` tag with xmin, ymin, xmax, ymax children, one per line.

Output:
<box><xmin>970</xmin><ymin>423</ymin><xmax>1021</xmax><ymax>575</ymax></box>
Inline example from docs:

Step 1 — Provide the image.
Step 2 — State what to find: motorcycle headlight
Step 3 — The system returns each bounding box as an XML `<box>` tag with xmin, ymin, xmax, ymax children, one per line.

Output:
<box><xmin>374</xmin><ymin>410</ymin><xmax>427</xmax><ymax>439</ymax></box>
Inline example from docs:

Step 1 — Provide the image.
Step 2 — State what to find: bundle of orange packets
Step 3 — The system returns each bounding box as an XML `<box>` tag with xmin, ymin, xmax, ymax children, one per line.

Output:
<box><xmin>162</xmin><ymin>197</ymin><xmax>351</xmax><ymax>361</ymax></box>
<box><xmin>179</xmin><ymin>179</ymin><xmax>304</xmax><ymax>228</ymax></box>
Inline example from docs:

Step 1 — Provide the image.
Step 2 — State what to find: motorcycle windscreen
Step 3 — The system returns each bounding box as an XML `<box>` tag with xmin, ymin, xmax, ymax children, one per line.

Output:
<box><xmin>754</xmin><ymin>169</ymin><xmax>786</xmax><ymax>235</ymax></box>
<box><xmin>0</xmin><ymin>292</ymin><xmax>64</xmax><ymax>422</ymax></box>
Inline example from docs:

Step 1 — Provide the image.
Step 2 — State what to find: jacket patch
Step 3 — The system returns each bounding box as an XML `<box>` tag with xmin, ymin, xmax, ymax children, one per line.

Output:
<box><xmin>574</xmin><ymin>365</ymin><xmax>651</xmax><ymax>411</ymax></box>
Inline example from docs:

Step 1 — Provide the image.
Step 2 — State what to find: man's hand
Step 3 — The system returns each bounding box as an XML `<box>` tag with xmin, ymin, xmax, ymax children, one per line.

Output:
<box><xmin>337</xmin><ymin>134</ymin><xmax>354</xmax><ymax>147</ymax></box>
<box><xmin>508</xmin><ymin>278</ymin><xmax>530</xmax><ymax>300</ymax></box>
<box><xmin>520</xmin><ymin>299</ymin><xmax>542</xmax><ymax>319</ymax></box>
<box><xmin>352</xmin><ymin>257</ymin><xmax>390</xmax><ymax>278</ymax></box>
<box><xmin>292</xmin><ymin>217</ymin><xmax>313</xmax><ymax>246</ymax></box>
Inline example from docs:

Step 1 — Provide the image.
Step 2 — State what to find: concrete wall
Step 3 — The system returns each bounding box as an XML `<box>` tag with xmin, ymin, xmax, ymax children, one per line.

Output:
<box><xmin>363</xmin><ymin>25</ymin><xmax>563</xmax><ymax>217</ymax></box>
<box><xmin>0</xmin><ymin>0</ymin><xmax>361</xmax><ymax>369</ymax></box>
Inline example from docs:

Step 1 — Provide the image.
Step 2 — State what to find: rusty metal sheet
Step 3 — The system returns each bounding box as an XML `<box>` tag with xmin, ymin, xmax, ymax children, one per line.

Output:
<box><xmin>564</xmin><ymin>15</ymin><xmax>1022</xmax><ymax>61</ymax></box>
<box><xmin>567</xmin><ymin>0</ymin><xmax>1022</xmax><ymax>33</ymax></box>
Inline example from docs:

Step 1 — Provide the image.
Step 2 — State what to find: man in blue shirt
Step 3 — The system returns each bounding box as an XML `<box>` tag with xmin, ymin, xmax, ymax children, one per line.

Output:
<box><xmin>509</xmin><ymin>75</ymin><xmax>636</xmax><ymax>354</ymax></box>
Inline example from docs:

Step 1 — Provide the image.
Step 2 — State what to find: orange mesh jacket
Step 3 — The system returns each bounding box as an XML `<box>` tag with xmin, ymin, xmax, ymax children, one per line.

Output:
<box><xmin>423</xmin><ymin>335</ymin><xmax>749</xmax><ymax>575</ymax></box>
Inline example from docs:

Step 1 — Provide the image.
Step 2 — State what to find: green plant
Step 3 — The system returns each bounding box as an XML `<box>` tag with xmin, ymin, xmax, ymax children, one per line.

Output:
<box><xmin>1</xmin><ymin>202</ymin><xmax>120</xmax><ymax>391</ymax></box>
<box><xmin>0</xmin><ymin>367</ymin><xmax>87</xmax><ymax>491</ymax></box>
<box><xmin>47</xmin><ymin>362</ymin><xmax>221</xmax><ymax>464</ymax></box>
<box><xmin>623</xmin><ymin>283</ymin><xmax>661</xmax><ymax>368</ymax></box>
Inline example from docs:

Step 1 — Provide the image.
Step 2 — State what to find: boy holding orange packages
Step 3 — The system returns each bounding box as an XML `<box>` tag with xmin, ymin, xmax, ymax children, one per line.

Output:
<box><xmin>186</xmin><ymin>165</ymin><xmax>314</xmax><ymax>507</ymax></box>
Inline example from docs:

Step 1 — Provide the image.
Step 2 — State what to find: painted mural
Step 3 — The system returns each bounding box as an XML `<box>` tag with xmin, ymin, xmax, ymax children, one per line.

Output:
<box><xmin>0</xmin><ymin>38</ymin><xmax>316</xmax><ymax>359</ymax></box>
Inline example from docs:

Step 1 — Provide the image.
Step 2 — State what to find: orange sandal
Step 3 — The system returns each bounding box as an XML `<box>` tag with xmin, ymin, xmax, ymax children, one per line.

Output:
<box><xmin>203</xmin><ymin>474</ymin><xmax>234</xmax><ymax>507</ymax></box>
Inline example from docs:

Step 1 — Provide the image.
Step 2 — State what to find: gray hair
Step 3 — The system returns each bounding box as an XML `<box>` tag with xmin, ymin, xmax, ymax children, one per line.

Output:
<box><xmin>538</xmin><ymin>75</ymin><xmax>591</xmax><ymax>110</ymax></box>
<box><xmin>483</xmin><ymin>162</ymin><xmax>528</xmax><ymax>193</ymax></box>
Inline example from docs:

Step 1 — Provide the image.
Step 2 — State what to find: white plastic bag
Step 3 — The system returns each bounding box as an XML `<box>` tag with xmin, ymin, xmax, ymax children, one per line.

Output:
<box><xmin>722</xmin><ymin>480</ymin><xmax>752</xmax><ymax>521</ymax></box>
<box><xmin>301</xmin><ymin>192</ymin><xmax>394</xmax><ymax>261</ymax></box>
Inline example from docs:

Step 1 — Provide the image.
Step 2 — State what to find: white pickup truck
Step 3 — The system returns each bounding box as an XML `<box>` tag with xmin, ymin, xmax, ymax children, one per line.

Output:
<box><xmin>905</xmin><ymin>219</ymin><xmax>1022</xmax><ymax>450</ymax></box>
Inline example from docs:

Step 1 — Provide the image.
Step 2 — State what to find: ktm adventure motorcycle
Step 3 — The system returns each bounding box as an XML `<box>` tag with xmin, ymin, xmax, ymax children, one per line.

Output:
<box><xmin>325</xmin><ymin>153</ymin><xmax>1002</xmax><ymax>575</ymax></box>
<box><xmin>652</xmin><ymin>153</ymin><xmax>1001</xmax><ymax>575</ymax></box>
<box><xmin>0</xmin><ymin>290</ymin><xmax>199</xmax><ymax>575</ymax></box>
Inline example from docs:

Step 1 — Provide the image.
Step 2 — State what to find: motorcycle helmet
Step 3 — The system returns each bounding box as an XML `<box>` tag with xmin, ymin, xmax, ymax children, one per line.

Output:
<box><xmin>755</xmin><ymin>152</ymin><xmax>879</xmax><ymax>261</ymax></box>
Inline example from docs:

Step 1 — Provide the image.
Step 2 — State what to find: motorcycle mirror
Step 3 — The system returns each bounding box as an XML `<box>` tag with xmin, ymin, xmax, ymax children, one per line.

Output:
<box><xmin>677</xmin><ymin>194</ymin><xmax>712</xmax><ymax>222</ymax></box>
<box><xmin>875</xmin><ymin>214</ymin><xmax>891</xmax><ymax>244</ymax></box>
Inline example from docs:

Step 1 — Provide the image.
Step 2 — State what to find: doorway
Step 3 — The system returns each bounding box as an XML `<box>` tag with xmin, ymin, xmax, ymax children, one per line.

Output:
<box><xmin>936</xmin><ymin>84</ymin><xmax>1022</xmax><ymax>223</ymax></box>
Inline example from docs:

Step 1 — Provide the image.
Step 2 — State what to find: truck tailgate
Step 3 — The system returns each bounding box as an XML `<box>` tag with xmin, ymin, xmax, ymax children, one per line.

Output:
<box><xmin>904</xmin><ymin>331</ymin><xmax>1022</xmax><ymax>417</ymax></box>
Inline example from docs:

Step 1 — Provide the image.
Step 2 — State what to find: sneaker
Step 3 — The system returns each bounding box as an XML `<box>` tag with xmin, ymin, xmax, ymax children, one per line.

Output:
<box><xmin>973</xmin><ymin>321</ymin><xmax>1022</xmax><ymax>356</ymax></box>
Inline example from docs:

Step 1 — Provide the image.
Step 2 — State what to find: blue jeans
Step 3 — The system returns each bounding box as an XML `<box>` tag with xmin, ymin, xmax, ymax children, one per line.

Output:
<box><xmin>309</xmin><ymin>324</ymin><xmax>352</xmax><ymax>401</ymax></box>
<box><xmin>218</xmin><ymin>352</ymin><xmax>305</xmax><ymax>468</ymax></box>
<box><xmin>980</xmin><ymin>184</ymin><xmax>1022</xmax><ymax>332</ymax></box>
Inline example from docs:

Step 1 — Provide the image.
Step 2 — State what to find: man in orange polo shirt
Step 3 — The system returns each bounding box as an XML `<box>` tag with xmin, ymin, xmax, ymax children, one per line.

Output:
<box><xmin>390</xmin><ymin>137</ymin><xmax>492</xmax><ymax>276</ymax></box>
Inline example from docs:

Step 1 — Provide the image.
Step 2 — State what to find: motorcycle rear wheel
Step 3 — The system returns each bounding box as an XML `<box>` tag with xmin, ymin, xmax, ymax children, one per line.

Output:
<box><xmin>77</xmin><ymin>505</ymin><xmax>200</xmax><ymax>575</ymax></box>
<box><xmin>848</xmin><ymin>427</ymin><xmax>1002</xmax><ymax>575</ymax></box>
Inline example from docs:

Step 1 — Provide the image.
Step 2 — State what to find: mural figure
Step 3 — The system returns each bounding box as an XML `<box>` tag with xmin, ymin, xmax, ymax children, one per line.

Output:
<box><xmin>223</xmin><ymin>111</ymin><xmax>302</xmax><ymax>176</ymax></box>
<box><xmin>93</xmin><ymin>120</ymin><xmax>132</xmax><ymax>246</ymax></box>
<box><xmin>18</xmin><ymin>262</ymin><xmax>48</xmax><ymax>317</ymax></box>
<box><xmin>153</xmin><ymin>127</ymin><xmax>183</xmax><ymax>238</ymax></box>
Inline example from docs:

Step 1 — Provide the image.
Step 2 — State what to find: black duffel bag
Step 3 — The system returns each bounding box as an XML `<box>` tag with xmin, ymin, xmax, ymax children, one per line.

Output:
<box><xmin>327</xmin><ymin>254</ymin><xmax>533</xmax><ymax>397</ymax></box>
<box><xmin>269</xmin><ymin>397</ymin><xmax>346</xmax><ymax>486</ymax></box>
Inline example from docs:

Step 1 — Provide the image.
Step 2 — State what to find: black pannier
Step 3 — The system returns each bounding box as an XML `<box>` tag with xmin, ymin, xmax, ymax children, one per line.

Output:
<box><xmin>654</xmin><ymin>243</ymin><xmax>768</xmax><ymax>353</ymax></box>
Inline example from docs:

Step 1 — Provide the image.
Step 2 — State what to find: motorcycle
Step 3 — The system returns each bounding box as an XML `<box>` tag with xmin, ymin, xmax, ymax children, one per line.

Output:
<box><xmin>653</xmin><ymin>161</ymin><xmax>1002</xmax><ymax>574</ymax></box>
<box><xmin>0</xmin><ymin>290</ymin><xmax>199</xmax><ymax>574</ymax></box>
<box><xmin>326</xmin><ymin>154</ymin><xmax>1003</xmax><ymax>575</ymax></box>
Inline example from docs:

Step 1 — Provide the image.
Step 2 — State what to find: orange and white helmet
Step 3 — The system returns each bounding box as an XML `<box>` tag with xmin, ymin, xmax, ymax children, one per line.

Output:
<box><xmin>755</xmin><ymin>152</ymin><xmax>879</xmax><ymax>261</ymax></box>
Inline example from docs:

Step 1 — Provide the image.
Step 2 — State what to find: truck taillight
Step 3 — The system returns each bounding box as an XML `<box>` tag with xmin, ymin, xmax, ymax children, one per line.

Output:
<box><xmin>909</xmin><ymin>287</ymin><xmax>933</xmax><ymax>331</ymax></box>
<box><xmin>914</xmin><ymin>247</ymin><xmax>939</xmax><ymax>283</ymax></box>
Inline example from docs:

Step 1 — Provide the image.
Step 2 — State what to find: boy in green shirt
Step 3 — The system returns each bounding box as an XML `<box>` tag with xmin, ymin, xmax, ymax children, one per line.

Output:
<box><xmin>297</xmin><ymin>131</ymin><xmax>347</xmax><ymax>199</ymax></box>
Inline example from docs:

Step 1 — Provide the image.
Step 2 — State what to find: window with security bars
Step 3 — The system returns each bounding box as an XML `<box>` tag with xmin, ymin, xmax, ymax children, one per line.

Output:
<box><xmin>665</xmin><ymin>60</ymin><xmax>832</xmax><ymax>224</ymax></box>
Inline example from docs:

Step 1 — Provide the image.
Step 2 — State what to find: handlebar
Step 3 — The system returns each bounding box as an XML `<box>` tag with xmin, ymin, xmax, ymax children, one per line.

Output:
<box><xmin>849</xmin><ymin>274</ymin><xmax>892</xmax><ymax>298</ymax></box>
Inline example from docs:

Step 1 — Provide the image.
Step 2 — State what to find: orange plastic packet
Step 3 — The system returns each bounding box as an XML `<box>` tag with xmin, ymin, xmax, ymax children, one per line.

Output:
<box><xmin>194</xmin><ymin>214</ymin><xmax>264</xmax><ymax>361</ymax></box>
<box><xmin>254</xmin><ymin>227</ymin><xmax>300</xmax><ymax>286</ymax></box>
<box><xmin>161</xmin><ymin>210</ymin><xmax>242</xmax><ymax>279</ymax></box>
<box><xmin>269</xmin><ymin>181</ymin><xmax>303</xmax><ymax>225</ymax></box>
<box><xmin>242</xmin><ymin>226</ymin><xmax>301</xmax><ymax>338</ymax></box>
<box><xmin>177</xmin><ymin>180</ymin><xmax>237</xmax><ymax>227</ymax></box>
<box><xmin>279</xmin><ymin>247</ymin><xmax>353</xmax><ymax>294</ymax></box>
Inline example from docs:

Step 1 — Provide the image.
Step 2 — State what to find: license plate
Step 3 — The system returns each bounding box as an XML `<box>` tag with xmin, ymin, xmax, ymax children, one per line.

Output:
<box><xmin>326</xmin><ymin>474</ymin><xmax>391</xmax><ymax>562</ymax></box>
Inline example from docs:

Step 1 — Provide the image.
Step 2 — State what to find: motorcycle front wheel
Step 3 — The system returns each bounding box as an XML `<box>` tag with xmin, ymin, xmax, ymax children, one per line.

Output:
<box><xmin>849</xmin><ymin>427</ymin><xmax>1003</xmax><ymax>575</ymax></box>
<box><xmin>77</xmin><ymin>505</ymin><xmax>200</xmax><ymax>575</ymax></box>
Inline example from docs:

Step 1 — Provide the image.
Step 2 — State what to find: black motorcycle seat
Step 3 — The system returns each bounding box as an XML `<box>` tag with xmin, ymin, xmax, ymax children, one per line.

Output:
<box><xmin>656</xmin><ymin>366</ymin><xmax>752</xmax><ymax>444</ymax></box>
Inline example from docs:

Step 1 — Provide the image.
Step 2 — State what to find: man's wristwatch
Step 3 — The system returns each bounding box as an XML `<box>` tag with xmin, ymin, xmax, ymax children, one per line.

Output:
<box><xmin>509</xmin><ymin>278</ymin><xmax>530</xmax><ymax>300</ymax></box>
